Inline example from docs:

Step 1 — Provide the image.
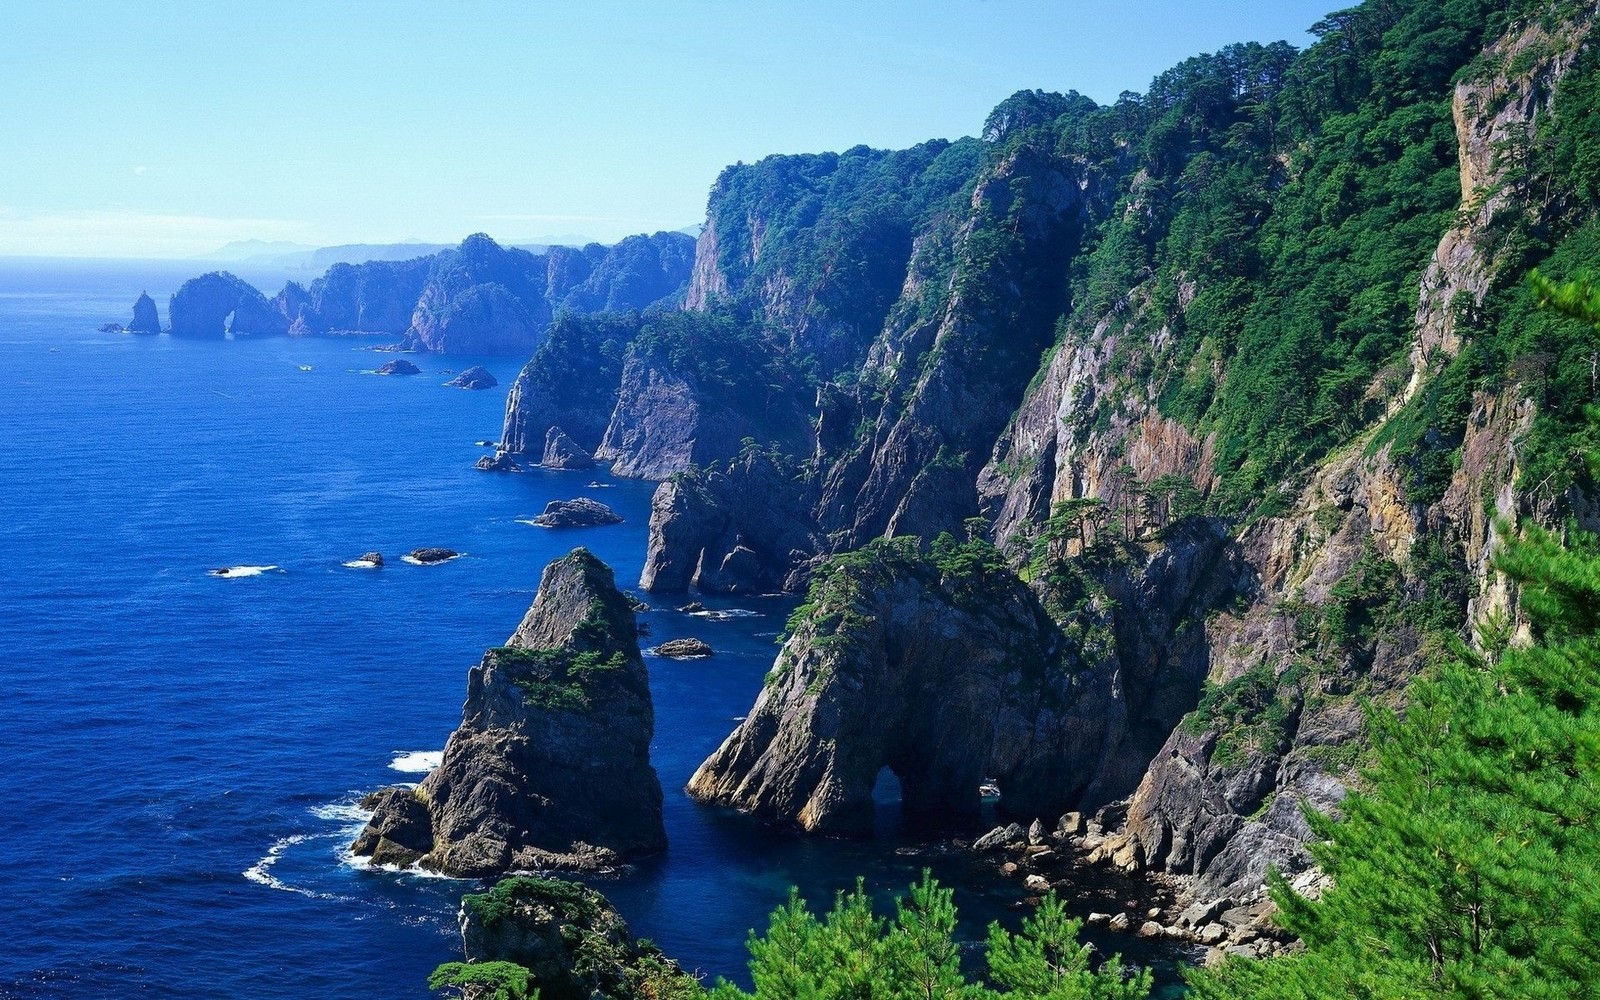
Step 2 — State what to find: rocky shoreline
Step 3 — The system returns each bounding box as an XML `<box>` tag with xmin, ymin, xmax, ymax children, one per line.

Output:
<box><xmin>964</xmin><ymin>807</ymin><xmax>1302</xmax><ymax>968</ymax></box>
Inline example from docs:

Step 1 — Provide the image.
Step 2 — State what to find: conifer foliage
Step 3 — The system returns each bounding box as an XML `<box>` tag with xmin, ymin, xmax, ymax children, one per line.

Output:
<box><xmin>1187</xmin><ymin>523</ymin><xmax>1600</xmax><ymax>998</ymax></box>
<box><xmin>710</xmin><ymin>873</ymin><xmax>1151</xmax><ymax>1000</ymax></box>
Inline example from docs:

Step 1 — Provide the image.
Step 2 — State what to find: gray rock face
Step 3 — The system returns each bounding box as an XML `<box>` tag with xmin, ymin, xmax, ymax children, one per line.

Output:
<box><xmin>409</xmin><ymin>278</ymin><xmax>550</xmax><ymax>356</ymax></box>
<box><xmin>292</xmin><ymin>257</ymin><xmax>431</xmax><ymax>334</ymax></box>
<box><xmin>406</xmin><ymin>547</ymin><xmax>460</xmax><ymax>564</ymax></box>
<box><xmin>639</xmin><ymin>452</ymin><xmax>822</xmax><ymax>595</ymax></box>
<box><xmin>652</xmin><ymin>638</ymin><xmax>712</xmax><ymax>658</ymax></box>
<box><xmin>476</xmin><ymin>452</ymin><xmax>523</xmax><ymax>473</ymax></box>
<box><xmin>168</xmin><ymin>272</ymin><xmax>288</xmax><ymax>338</ymax></box>
<box><xmin>350</xmin><ymin>549</ymin><xmax>666</xmax><ymax>875</ymax></box>
<box><xmin>128</xmin><ymin>291</ymin><xmax>160</xmax><ymax>333</ymax></box>
<box><xmin>687</xmin><ymin>525</ymin><xmax>1238</xmax><ymax>837</ymax></box>
<box><xmin>542</xmin><ymin>427</ymin><xmax>596</xmax><ymax>470</ymax></box>
<box><xmin>446</xmin><ymin>365</ymin><xmax>498</xmax><ymax>390</ymax></box>
<box><xmin>351</xmin><ymin>787</ymin><xmax>431</xmax><ymax>866</ymax></box>
<box><xmin>593</xmin><ymin>354</ymin><xmax>708</xmax><ymax>479</ymax></box>
<box><xmin>531</xmin><ymin>498</ymin><xmax>623</xmax><ymax>528</ymax></box>
<box><xmin>375</xmin><ymin>358</ymin><xmax>420</xmax><ymax>375</ymax></box>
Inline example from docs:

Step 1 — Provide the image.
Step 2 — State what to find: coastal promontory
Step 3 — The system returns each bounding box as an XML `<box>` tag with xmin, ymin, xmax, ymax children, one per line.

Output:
<box><xmin>168</xmin><ymin>272</ymin><xmax>290</xmax><ymax>338</ymax></box>
<box><xmin>351</xmin><ymin>548</ymin><xmax>665</xmax><ymax>875</ymax></box>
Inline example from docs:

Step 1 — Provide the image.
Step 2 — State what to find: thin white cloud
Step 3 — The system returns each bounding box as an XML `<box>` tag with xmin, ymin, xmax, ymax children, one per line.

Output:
<box><xmin>0</xmin><ymin>207</ymin><xmax>316</xmax><ymax>259</ymax></box>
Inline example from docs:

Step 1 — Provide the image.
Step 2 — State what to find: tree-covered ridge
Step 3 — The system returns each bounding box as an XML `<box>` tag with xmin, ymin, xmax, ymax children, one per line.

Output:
<box><xmin>683</xmin><ymin>0</ymin><xmax>1599</xmax><ymax>525</ymax></box>
<box><xmin>699</xmin><ymin>140</ymin><xmax>983</xmax><ymax>374</ymax></box>
<box><xmin>1044</xmin><ymin>0</ymin><xmax>1598</xmax><ymax>512</ymax></box>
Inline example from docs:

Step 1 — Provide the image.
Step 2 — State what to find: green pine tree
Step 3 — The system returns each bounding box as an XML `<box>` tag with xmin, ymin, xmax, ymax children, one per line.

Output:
<box><xmin>1187</xmin><ymin>524</ymin><xmax>1600</xmax><ymax>999</ymax></box>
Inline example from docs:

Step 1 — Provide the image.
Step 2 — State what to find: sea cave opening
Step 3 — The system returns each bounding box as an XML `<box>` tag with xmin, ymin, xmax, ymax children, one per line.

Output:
<box><xmin>870</xmin><ymin>765</ymin><xmax>903</xmax><ymax>839</ymax></box>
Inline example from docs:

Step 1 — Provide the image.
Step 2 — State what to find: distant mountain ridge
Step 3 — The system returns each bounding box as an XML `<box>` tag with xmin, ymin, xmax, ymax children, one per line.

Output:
<box><xmin>157</xmin><ymin>231</ymin><xmax>696</xmax><ymax>354</ymax></box>
<box><xmin>200</xmin><ymin>228</ymin><xmax>704</xmax><ymax>274</ymax></box>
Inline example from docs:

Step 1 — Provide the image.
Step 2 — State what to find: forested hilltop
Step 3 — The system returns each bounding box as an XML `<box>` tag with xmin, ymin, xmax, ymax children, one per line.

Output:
<box><xmin>443</xmin><ymin>0</ymin><xmax>1600</xmax><ymax>996</ymax></box>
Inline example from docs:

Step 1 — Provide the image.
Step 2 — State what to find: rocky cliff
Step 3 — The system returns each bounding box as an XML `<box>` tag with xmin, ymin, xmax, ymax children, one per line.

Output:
<box><xmin>350</xmin><ymin>548</ymin><xmax>665</xmax><ymax>875</ymax></box>
<box><xmin>168</xmin><ymin>272</ymin><xmax>290</xmax><ymax>338</ymax></box>
<box><xmin>290</xmin><ymin>256</ymin><xmax>432</xmax><ymax>334</ymax></box>
<box><xmin>673</xmin><ymin>1</ymin><xmax>1600</xmax><ymax>905</ymax></box>
<box><xmin>640</xmin><ymin>450</ymin><xmax>821</xmax><ymax>594</ymax></box>
<box><xmin>154</xmin><ymin>231</ymin><xmax>694</xmax><ymax>354</ymax></box>
<box><xmin>688</xmin><ymin>526</ymin><xmax>1240</xmax><ymax>835</ymax></box>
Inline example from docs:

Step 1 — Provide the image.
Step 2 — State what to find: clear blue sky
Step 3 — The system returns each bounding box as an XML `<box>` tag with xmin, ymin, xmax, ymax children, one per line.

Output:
<box><xmin>3</xmin><ymin>1</ymin><xmax>1336</xmax><ymax>258</ymax></box>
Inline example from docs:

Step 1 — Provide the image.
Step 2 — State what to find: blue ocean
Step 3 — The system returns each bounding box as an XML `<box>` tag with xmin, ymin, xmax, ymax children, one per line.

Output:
<box><xmin>0</xmin><ymin>259</ymin><xmax>1184</xmax><ymax>999</ymax></box>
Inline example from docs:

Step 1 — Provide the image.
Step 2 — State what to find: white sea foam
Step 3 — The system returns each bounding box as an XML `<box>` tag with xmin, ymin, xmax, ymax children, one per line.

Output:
<box><xmin>310</xmin><ymin>801</ymin><xmax>373</xmax><ymax>825</ymax></box>
<box><xmin>243</xmin><ymin>834</ymin><xmax>347</xmax><ymax>900</ymax></box>
<box><xmin>389</xmin><ymin>750</ymin><xmax>443</xmax><ymax>774</ymax></box>
<box><xmin>208</xmin><ymin>565</ymin><xmax>280</xmax><ymax>578</ymax></box>
<box><xmin>338</xmin><ymin>851</ymin><xmax>472</xmax><ymax>881</ymax></box>
<box><xmin>689</xmin><ymin>608</ymin><xmax>762</xmax><ymax>621</ymax></box>
<box><xmin>395</xmin><ymin>863</ymin><xmax>472</xmax><ymax>881</ymax></box>
<box><xmin>342</xmin><ymin>559</ymin><xmax>381</xmax><ymax>569</ymax></box>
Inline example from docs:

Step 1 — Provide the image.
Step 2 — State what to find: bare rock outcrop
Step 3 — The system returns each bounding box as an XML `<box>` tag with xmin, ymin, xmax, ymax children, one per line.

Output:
<box><xmin>375</xmin><ymin>358</ymin><xmax>420</xmax><ymax>376</ymax></box>
<box><xmin>127</xmin><ymin>291</ymin><xmax>160</xmax><ymax>334</ymax></box>
<box><xmin>687</xmin><ymin>525</ymin><xmax>1238</xmax><ymax>836</ymax></box>
<box><xmin>530</xmin><ymin>498</ymin><xmax>623</xmax><ymax>528</ymax></box>
<box><xmin>542</xmin><ymin>427</ymin><xmax>596</xmax><ymax>470</ymax></box>
<box><xmin>168</xmin><ymin>272</ymin><xmax>288</xmax><ymax>338</ymax></box>
<box><xmin>350</xmin><ymin>548</ymin><xmax>665</xmax><ymax>875</ymax></box>
<box><xmin>640</xmin><ymin>451</ymin><xmax>822</xmax><ymax>594</ymax></box>
<box><xmin>446</xmin><ymin>365</ymin><xmax>498</xmax><ymax>390</ymax></box>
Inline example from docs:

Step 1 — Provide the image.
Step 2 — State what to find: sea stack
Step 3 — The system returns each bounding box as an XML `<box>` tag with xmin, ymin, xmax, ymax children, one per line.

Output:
<box><xmin>529</xmin><ymin>498</ymin><xmax>623</xmax><ymax>528</ymax></box>
<box><xmin>351</xmin><ymin>548</ymin><xmax>665</xmax><ymax>875</ymax></box>
<box><xmin>445</xmin><ymin>365</ymin><xmax>498</xmax><ymax>390</ymax></box>
<box><xmin>541</xmin><ymin>426</ymin><xmax>596</xmax><ymax>470</ymax></box>
<box><xmin>128</xmin><ymin>291</ymin><xmax>161</xmax><ymax>333</ymax></box>
<box><xmin>375</xmin><ymin>358</ymin><xmax>421</xmax><ymax>376</ymax></box>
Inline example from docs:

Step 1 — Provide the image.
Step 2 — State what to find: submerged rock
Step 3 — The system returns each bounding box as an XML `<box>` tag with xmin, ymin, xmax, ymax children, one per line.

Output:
<box><xmin>530</xmin><ymin>498</ymin><xmax>623</xmax><ymax>528</ymax></box>
<box><xmin>542</xmin><ymin>426</ymin><xmax>597</xmax><ymax>470</ymax></box>
<box><xmin>375</xmin><ymin>358</ymin><xmax>421</xmax><ymax>376</ymax></box>
<box><xmin>652</xmin><ymin>638</ymin><xmax>713</xmax><ymax>659</ymax></box>
<box><xmin>445</xmin><ymin>365</ymin><xmax>498</xmax><ymax>390</ymax></box>
<box><xmin>128</xmin><ymin>291</ymin><xmax>161</xmax><ymax>333</ymax></box>
<box><xmin>350</xmin><ymin>548</ymin><xmax>666</xmax><ymax>875</ymax></box>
